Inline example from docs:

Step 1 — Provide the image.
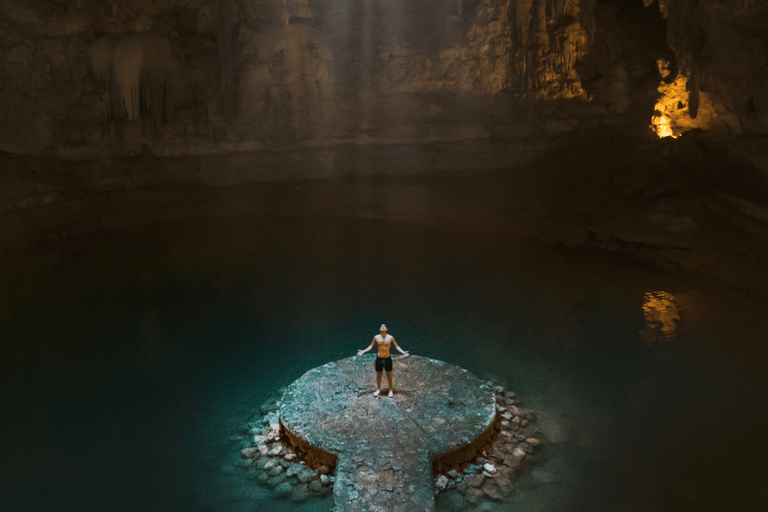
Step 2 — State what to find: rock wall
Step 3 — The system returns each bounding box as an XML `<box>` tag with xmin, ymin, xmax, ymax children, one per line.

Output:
<box><xmin>0</xmin><ymin>0</ymin><xmax>767</xmax><ymax>167</ymax></box>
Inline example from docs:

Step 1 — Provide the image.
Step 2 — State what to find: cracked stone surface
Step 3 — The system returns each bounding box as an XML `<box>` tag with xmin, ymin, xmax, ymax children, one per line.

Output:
<box><xmin>280</xmin><ymin>355</ymin><xmax>496</xmax><ymax>512</ymax></box>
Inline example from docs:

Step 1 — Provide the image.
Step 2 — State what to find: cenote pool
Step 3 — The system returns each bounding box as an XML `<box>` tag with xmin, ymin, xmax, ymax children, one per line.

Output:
<box><xmin>1</xmin><ymin>214</ymin><xmax>767</xmax><ymax>511</ymax></box>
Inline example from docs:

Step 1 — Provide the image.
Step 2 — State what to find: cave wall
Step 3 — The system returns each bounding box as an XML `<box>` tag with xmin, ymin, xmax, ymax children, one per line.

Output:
<box><xmin>0</xmin><ymin>0</ymin><xmax>766</xmax><ymax>162</ymax></box>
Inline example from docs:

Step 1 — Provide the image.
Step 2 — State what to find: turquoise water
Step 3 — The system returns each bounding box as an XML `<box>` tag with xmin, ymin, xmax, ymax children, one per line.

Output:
<box><xmin>1</xmin><ymin>215</ymin><xmax>767</xmax><ymax>511</ymax></box>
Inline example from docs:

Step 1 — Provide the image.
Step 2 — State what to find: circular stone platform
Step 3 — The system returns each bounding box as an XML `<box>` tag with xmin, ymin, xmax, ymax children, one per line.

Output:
<box><xmin>280</xmin><ymin>355</ymin><xmax>496</xmax><ymax>512</ymax></box>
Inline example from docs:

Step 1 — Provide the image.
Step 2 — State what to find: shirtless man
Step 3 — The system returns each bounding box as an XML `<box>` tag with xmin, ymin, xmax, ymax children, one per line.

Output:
<box><xmin>357</xmin><ymin>324</ymin><xmax>409</xmax><ymax>397</ymax></box>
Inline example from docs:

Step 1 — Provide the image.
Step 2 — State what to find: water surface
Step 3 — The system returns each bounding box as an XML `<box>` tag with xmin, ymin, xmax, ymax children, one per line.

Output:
<box><xmin>1</xmin><ymin>214</ymin><xmax>766</xmax><ymax>511</ymax></box>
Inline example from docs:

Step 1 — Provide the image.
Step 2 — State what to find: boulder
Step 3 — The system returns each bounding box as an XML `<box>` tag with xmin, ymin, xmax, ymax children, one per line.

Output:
<box><xmin>463</xmin><ymin>464</ymin><xmax>483</xmax><ymax>475</ymax></box>
<box><xmin>264</xmin><ymin>458</ymin><xmax>279</xmax><ymax>470</ymax></box>
<box><xmin>320</xmin><ymin>474</ymin><xmax>331</xmax><ymax>486</ymax></box>
<box><xmin>265</xmin><ymin>473</ymin><xmax>287</xmax><ymax>488</ymax></box>
<box><xmin>465</xmin><ymin>486</ymin><xmax>484</xmax><ymax>505</ymax></box>
<box><xmin>283</xmin><ymin>453</ymin><xmax>297</xmax><ymax>462</ymax></box>
<box><xmin>289</xmin><ymin>483</ymin><xmax>310</xmax><ymax>503</ymax></box>
<box><xmin>268</xmin><ymin>465</ymin><xmax>284</xmax><ymax>477</ymax></box>
<box><xmin>487</xmin><ymin>472</ymin><xmax>514</xmax><ymax>499</ymax></box>
<box><xmin>316</xmin><ymin>465</ymin><xmax>330</xmax><ymax>475</ymax></box>
<box><xmin>273</xmin><ymin>481</ymin><xmax>293</xmax><ymax>498</ymax></box>
<box><xmin>463</xmin><ymin>473</ymin><xmax>485</xmax><ymax>488</ymax></box>
<box><xmin>483</xmin><ymin>463</ymin><xmax>497</xmax><ymax>474</ymax></box>
<box><xmin>240</xmin><ymin>447</ymin><xmax>260</xmax><ymax>459</ymax></box>
<box><xmin>308</xmin><ymin>479</ymin><xmax>324</xmax><ymax>493</ymax></box>
<box><xmin>286</xmin><ymin>463</ymin><xmax>304</xmax><ymax>477</ymax></box>
<box><xmin>297</xmin><ymin>467</ymin><xmax>319</xmax><ymax>483</ymax></box>
<box><xmin>435</xmin><ymin>474</ymin><xmax>450</xmax><ymax>491</ymax></box>
<box><xmin>268</xmin><ymin>444</ymin><xmax>284</xmax><ymax>457</ymax></box>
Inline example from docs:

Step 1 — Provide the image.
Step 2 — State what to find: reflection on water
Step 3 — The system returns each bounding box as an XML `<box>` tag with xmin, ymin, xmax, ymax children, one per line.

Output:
<box><xmin>639</xmin><ymin>290</ymin><xmax>680</xmax><ymax>345</ymax></box>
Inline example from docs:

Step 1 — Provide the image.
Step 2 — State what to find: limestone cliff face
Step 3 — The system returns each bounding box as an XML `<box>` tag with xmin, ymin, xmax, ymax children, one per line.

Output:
<box><xmin>0</xmin><ymin>0</ymin><xmax>766</xmax><ymax>158</ymax></box>
<box><xmin>652</xmin><ymin>0</ymin><xmax>768</xmax><ymax>136</ymax></box>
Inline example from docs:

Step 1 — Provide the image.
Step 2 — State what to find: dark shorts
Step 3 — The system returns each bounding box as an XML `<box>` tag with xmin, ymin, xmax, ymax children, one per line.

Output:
<box><xmin>375</xmin><ymin>356</ymin><xmax>393</xmax><ymax>373</ymax></box>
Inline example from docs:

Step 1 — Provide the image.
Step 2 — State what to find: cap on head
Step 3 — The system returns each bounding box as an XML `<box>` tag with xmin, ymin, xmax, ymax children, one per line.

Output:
<box><xmin>379</xmin><ymin>324</ymin><xmax>387</xmax><ymax>332</ymax></box>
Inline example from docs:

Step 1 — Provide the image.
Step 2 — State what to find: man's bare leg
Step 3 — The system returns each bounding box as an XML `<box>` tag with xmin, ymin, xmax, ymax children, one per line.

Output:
<box><xmin>374</xmin><ymin>372</ymin><xmax>382</xmax><ymax>396</ymax></box>
<box><xmin>386</xmin><ymin>371</ymin><xmax>393</xmax><ymax>396</ymax></box>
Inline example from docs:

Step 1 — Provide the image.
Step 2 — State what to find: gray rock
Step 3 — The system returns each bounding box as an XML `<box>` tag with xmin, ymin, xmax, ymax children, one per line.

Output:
<box><xmin>316</xmin><ymin>465</ymin><xmax>330</xmax><ymax>475</ymax></box>
<box><xmin>464</xmin><ymin>474</ymin><xmax>485</xmax><ymax>488</ymax></box>
<box><xmin>298</xmin><ymin>467</ymin><xmax>319</xmax><ymax>483</ymax></box>
<box><xmin>289</xmin><ymin>483</ymin><xmax>310</xmax><ymax>503</ymax></box>
<box><xmin>255</xmin><ymin>470</ymin><xmax>270</xmax><ymax>484</ymax></box>
<box><xmin>239</xmin><ymin>458</ymin><xmax>258</xmax><ymax>468</ymax></box>
<box><xmin>492</xmin><ymin>473</ymin><xmax>514</xmax><ymax>497</ymax></box>
<box><xmin>273</xmin><ymin>481</ymin><xmax>293</xmax><ymax>498</ymax></box>
<box><xmin>265</xmin><ymin>473</ymin><xmax>288</xmax><ymax>488</ymax></box>
<box><xmin>463</xmin><ymin>464</ymin><xmax>483</xmax><ymax>474</ymax></box>
<box><xmin>483</xmin><ymin>463</ymin><xmax>497</xmax><ymax>474</ymax></box>
<box><xmin>456</xmin><ymin>479</ymin><xmax>467</xmax><ymax>495</ymax></box>
<box><xmin>482</xmin><ymin>479</ymin><xmax>504</xmax><ymax>500</ymax></box>
<box><xmin>264</xmin><ymin>458</ymin><xmax>279</xmax><ymax>470</ymax></box>
<box><xmin>286</xmin><ymin>463</ymin><xmax>304</xmax><ymax>477</ymax></box>
<box><xmin>268</xmin><ymin>465</ymin><xmax>284</xmax><ymax>477</ymax></box>
<box><xmin>447</xmin><ymin>469</ymin><xmax>459</xmax><ymax>479</ymax></box>
<box><xmin>435</xmin><ymin>474</ymin><xmax>450</xmax><ymax>491</ymax></box>
<box><xmin>465</xmin><ymin>486</ymin><xmax>484</xmax><ymax>505</ymax></box>
<box><xmin>283</xmin><ymin>453</ymin><xmax>297</xmax><ymax>462</ymax></box>
<box><xmin>320</xmin><ymin>474</ymin><xmax>331</xmax><ymax>486</ymax></box>
<box><xmin>240</xmin><ymin>447</ymin><xmax>259</xmax><ymax>459</ymax></box>
<box><xmin>309</xmin><ymin>479</ymin><xmax>324</xmax><ymax>493</ymax></box>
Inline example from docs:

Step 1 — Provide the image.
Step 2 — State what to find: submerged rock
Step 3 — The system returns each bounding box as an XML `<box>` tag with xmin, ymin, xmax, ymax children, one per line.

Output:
<box><xmin>289</xmin><ymin>483</ymin><xmax>310</xmax><ymax>502</ymax></box>
<box><xmin>240</xmin><ymin>447</ymin><xmax>259</xmax><ymax>459</ymax></box>
<box><xmin>297</xmin><ymin>467</ymin><xmax>319</xmax><ymax>484</ymax></box>
<box><xmin>274</xmin><ymin>481</ymin><xmax>293</xmax><ymax>498</ymax></box>
<box><xmin>308</xmin><ymin>479</ymin><xmax>324</xmax><ymax>493</ymax></box>
<box><xmin>265</xmin><ymin>473</ymin><xmax>287</xmax><ymax>488</ymax></box>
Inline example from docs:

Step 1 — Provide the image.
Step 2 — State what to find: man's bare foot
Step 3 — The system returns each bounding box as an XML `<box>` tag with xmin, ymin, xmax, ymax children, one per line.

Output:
<box><xmin>373</xmin><ymin>389</ymin><xmax>380</xmax><ymax>397</ymax></box>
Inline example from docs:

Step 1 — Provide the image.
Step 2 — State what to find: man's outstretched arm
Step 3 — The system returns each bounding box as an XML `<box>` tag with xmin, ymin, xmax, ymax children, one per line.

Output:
<box><xmin>357</xmin><ymin>339</ymin><xmax>375</xmax><ymax>356</ymax></box>
<box><xmin>392</xmin><ymin>339</ymin><xmax>410</xmax><ymax>357</ymax></box>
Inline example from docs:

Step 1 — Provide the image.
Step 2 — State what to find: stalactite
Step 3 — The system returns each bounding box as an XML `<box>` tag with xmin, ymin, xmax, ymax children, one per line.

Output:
<box><xmin>90</xmin><ymin>33</ymin><xmax>179</xmax><ymax>125</ymax></box>
<box><xmin>511</xmin><ymin>0</ymin><xmax>594</xmax><ymax>98</ymax></box>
